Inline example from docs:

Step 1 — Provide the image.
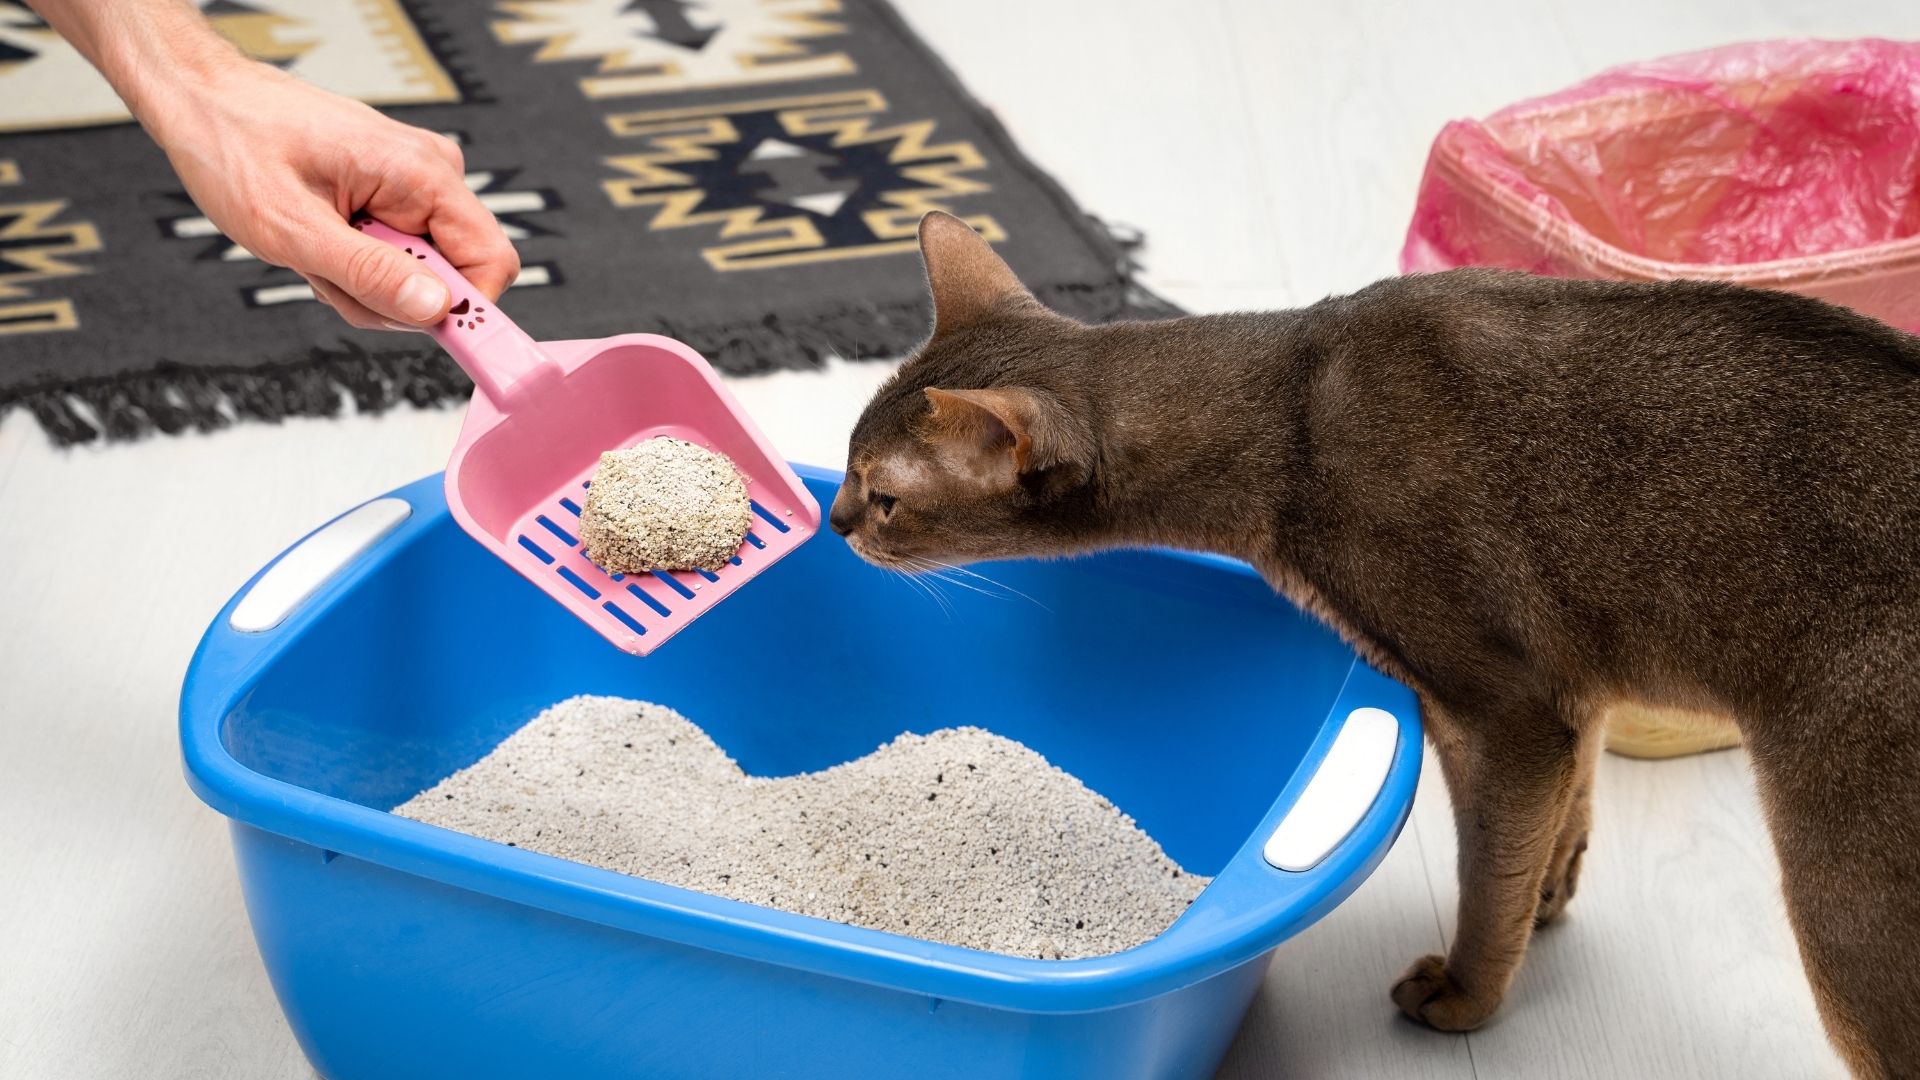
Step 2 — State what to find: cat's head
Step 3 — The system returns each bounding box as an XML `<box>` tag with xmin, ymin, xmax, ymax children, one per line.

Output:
<box><xmin>831</xmin><ymin>212</ymin><xmax>1101</xmax><ymax>570</ymax></box>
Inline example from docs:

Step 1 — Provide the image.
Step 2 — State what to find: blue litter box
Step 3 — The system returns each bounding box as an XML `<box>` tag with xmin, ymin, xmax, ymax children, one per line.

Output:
<box><xmin>181</xmin><ymin>465</ymin><xmax>1421</xmax><ymax>1080</ymax></box>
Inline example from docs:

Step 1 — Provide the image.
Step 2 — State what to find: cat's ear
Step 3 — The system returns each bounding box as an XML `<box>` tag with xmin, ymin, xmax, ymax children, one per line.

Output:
<box><xmin>919</xmin><ymin>211</ymin><xmax>1033</xmax><ymax>336</ymax></box>
<box><xmin>922</xmin><ymin>386</ymin><xmax>1087</xmax><ymax>481</ymax></box>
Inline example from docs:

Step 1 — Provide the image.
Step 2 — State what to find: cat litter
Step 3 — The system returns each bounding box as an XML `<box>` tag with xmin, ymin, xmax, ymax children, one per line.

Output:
<box><xmin>394</xmin><ymin>695</ymin><xmax>1208</xmax><ymax>959</ymax></box>
<box><xmin>579</xmin><ymin>438</ymin><xmax>754</xmax><ymax>574</ymax></box>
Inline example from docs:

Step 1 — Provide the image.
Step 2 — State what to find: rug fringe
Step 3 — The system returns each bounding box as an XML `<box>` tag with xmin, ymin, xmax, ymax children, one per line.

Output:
<box><xmin>3</xmin><ymin>258</ymin><xmax>1180</xmax><ymax>447</ymax></box>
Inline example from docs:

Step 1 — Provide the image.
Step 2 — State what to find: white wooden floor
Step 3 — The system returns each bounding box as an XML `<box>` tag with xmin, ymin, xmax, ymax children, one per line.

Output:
<box><xmin>4</xmin><ymin>1</ymin><xmax>1915</xmax><ymax>1077</ymax></box>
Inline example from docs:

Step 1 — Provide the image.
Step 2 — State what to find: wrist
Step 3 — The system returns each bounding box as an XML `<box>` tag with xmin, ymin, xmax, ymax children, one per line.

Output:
<box><xmin>131</xmin><ymin>48</ymin><xmax>261</xmax><ymax>151</ymax></box>
<box><xmin>60</xmin><ymin>1</ymin><xmax>253</xmax><ymax>147</ymax></box>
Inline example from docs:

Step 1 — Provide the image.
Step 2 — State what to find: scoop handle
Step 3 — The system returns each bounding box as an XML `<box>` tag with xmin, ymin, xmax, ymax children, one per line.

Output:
<box><xmin>353</xmin><ymin>217</ymin><xmax>559</xmax><ymax>409</ymax></box>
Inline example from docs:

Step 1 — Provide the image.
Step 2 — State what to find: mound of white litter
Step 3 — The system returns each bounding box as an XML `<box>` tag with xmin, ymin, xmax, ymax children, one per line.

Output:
<box><xmin>394</xmin><ymin>695</ymin><xmax>1207</xmax><ymax>959</ymax></box>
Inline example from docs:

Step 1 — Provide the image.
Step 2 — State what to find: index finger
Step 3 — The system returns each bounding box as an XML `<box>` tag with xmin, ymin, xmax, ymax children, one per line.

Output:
<box><xmin>425</xmin><ymin>187</ymin><xmax>521</xmax><ymax>302</ymax></box>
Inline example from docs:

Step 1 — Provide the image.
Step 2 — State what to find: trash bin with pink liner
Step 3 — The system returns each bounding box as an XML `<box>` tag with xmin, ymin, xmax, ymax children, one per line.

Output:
<box><xmin>1403</xmin><ymin>39</ymin><xmax>1920</xmax><ymax>332</ymax></box>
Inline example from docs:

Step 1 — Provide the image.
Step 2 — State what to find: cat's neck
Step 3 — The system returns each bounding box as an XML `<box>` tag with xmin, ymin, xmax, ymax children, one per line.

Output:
<box><xmin>1076</xmin><ymin>311</ymin><xmax>1316</xmax><ymax>563</ymax></box>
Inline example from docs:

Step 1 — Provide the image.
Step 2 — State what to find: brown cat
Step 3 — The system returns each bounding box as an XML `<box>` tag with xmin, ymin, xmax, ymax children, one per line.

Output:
<box><xmin>833</xmin><ymin>211</ymin><xmax>1920</xmax><ymax>1077</ymax></box>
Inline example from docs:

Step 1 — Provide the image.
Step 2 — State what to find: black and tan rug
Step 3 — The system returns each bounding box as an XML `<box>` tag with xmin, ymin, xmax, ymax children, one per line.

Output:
<box><xmin>0</xmin><ymin>0</ymin><xmax>1175</xmax><ymax>444</ymax></box>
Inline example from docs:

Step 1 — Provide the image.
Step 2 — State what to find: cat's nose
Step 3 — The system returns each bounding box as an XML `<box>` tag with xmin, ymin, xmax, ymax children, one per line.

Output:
<box><xmin>828</xmin><ymin>498</ymin><xmax>860</xmax><ymax>536</ymax></box>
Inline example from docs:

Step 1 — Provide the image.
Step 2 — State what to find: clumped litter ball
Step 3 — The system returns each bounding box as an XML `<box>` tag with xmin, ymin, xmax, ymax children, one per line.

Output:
<box><xmin>580</xmin><ymin>437</ymin><xmax>754</xmax><ymax>574</ymax></box>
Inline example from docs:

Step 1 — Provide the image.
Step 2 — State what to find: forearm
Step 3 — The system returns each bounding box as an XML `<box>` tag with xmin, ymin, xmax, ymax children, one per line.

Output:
<box><xmin>29</xmin><ymin>0</ymin><xmax>515</xmax><ymax>326</ymax></box>
<box><xmin>24</xmin><ymin>0</ymin><xmax>249</xmax><ymax>142</ymax></box>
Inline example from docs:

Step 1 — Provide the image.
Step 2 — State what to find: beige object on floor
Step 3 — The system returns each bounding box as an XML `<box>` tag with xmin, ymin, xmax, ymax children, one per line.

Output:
<box><xmin>1604</xmin><ymin>703</ymin><xmax>1743</xmax><ymax>759</ymax></box>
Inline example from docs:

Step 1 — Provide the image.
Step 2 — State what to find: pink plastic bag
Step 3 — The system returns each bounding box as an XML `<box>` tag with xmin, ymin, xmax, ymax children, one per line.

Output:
<box><xmin>1402</xmin><ymin>39</ymin><xmax>1920</xmax><ymax>332</ymax></box>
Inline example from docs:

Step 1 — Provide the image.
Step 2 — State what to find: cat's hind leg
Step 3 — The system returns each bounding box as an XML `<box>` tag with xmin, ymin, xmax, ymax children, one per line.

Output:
<box><xmin>1535</xmin><ymin>729</ymin><xmax>1601</xmax><ymax>929</ymax></box>
<box><xmin>1744</xmin><ymin>681</ymin><xmax>1920</xmax><ymax>1080</ymax></box>
<box><xmin>1393</xmin><ymin>693</ymin><xmax>1595</xmax><ymax>1032</ymax></box>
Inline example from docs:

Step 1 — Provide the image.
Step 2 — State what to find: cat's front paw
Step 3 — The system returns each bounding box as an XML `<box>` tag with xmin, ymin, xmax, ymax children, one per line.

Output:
<box><xmin>1391</xmin><ymin>955</ymin><xmax>1501</xmax><ymax>1032</ymax></box>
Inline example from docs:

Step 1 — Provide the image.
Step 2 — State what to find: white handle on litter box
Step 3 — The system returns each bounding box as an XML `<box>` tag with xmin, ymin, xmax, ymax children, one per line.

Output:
<box><xmin>229</xmin><ymin>498</ymin><xmax>412</xmax><ymax>633</ymax></box>
<box><xmin>1262</xmin><ymin>707</ymin><xmax>1400</xmax><ymax>871</ymax></box>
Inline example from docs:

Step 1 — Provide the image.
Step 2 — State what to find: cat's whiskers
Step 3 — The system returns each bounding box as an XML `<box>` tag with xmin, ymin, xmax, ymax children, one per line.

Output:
<box><xmin>896</xmin><ymin>555</ymin><xmax>1050</xmax><ymax>611</ymax></box>
<box><xmin>891</xmin><ymin>557</ymin><xmax>964</xmax><ymax>610</ymax></box>
<box><xmin>919</xmin><ymin>558</ymin><xmax>1050</xmax><ymax>611</ymax></box>
<box><xmin>883</xmin><ymin>564</ymin><xmax>952</xmax><ymax>618</ymax></box>
<box><xmin>918</xmin><ymin>573</ymin><xmax>962</xmax><ymax>614</ymax></box>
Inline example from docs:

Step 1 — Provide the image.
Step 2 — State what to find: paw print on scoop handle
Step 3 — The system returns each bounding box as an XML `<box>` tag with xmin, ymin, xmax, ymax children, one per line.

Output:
<box><xmin>351</xmin><ymin>215</ymin><xmax>547</xmax><ymax>407</ymax></box>
<box><xmin>349</xmin><ymin>216</ymin><xmax>488</xmax><ymax>330</ymax></box>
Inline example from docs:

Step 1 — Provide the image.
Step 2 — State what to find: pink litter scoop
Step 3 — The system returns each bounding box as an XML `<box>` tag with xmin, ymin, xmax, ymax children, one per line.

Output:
<box><xmin>356</xmin><ymin>217</ymin><xmax>819</xmax><ymax>656</ymax></box>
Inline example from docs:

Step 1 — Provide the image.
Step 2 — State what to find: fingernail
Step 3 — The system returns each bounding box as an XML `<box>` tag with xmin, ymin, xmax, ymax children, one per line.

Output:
<box><xmin>381</xmin><ymin>319</ymin><xmax>419</xmax><ymax>333</ymax></box>
<box><xmin>396</xmin><ymin>274</ymin><xmax>448</xmax><ymax>323</ymax></box>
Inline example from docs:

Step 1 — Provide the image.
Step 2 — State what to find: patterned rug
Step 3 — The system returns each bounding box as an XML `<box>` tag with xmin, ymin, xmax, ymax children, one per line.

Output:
<box><xmin>0</xmin><ymin>0</ymin><xmax>1176</xmax><ymax>444</ymax></box>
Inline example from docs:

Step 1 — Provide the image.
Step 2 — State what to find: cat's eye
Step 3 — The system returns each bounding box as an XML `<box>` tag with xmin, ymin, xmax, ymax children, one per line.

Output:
<box><xmin>870</xmin><ymin>491</ymin><xmax>898</xmax><ymax>516</ymax></box>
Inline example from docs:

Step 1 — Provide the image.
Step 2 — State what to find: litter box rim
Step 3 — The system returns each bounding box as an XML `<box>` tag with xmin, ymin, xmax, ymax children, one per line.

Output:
<box><xmin>180</xmin><ymin>467</ymin><xmax>1422</xmax><ymax>1015</ymax></box>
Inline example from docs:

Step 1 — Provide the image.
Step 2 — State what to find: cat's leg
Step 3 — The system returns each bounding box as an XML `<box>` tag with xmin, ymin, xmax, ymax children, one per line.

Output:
<box><xmin>1534</xmin><ymin>730</ymin><xmax>1601</xmax><ymax>929</ymax></box>
<box><xmin>1744</xmin><ymin>688</ymin><xmax>1920</xmax><ymax>1080</ymax></box>
<box><xmin>1393</xmin><ymin>694</ymin><xmax>1591</xmax><ymax>1032</ymax></box>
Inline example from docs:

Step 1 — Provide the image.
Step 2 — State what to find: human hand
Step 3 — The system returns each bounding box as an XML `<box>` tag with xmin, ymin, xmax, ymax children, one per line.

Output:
<box><xmin>141</xmin><ymin>58</ymin><xmax>519</xmax><ymax>331</ymax></box>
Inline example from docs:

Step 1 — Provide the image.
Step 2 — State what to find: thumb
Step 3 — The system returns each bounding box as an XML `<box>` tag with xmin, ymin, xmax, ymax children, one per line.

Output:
<box><xmin>307</xmin><ymin>218</ymin><xmax>451</xmax><ymax>326</ymax></box>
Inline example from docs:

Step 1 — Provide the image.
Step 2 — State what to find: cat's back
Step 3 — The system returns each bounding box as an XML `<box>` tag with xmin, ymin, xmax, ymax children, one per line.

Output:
<box><xmin>1299</xmin><ymin>269</ymin><xmax>1920</xmax><ymax>601</ymax></box>
<box><xmin>1310</xmin><ymin>268</ymin><xmax>1920</xmax><ymax>447</ymax></box>
<box><xmin>1329</xmin><ymin>268</ymin><xmax>1920</xmax><ymax>391</ymax></box>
